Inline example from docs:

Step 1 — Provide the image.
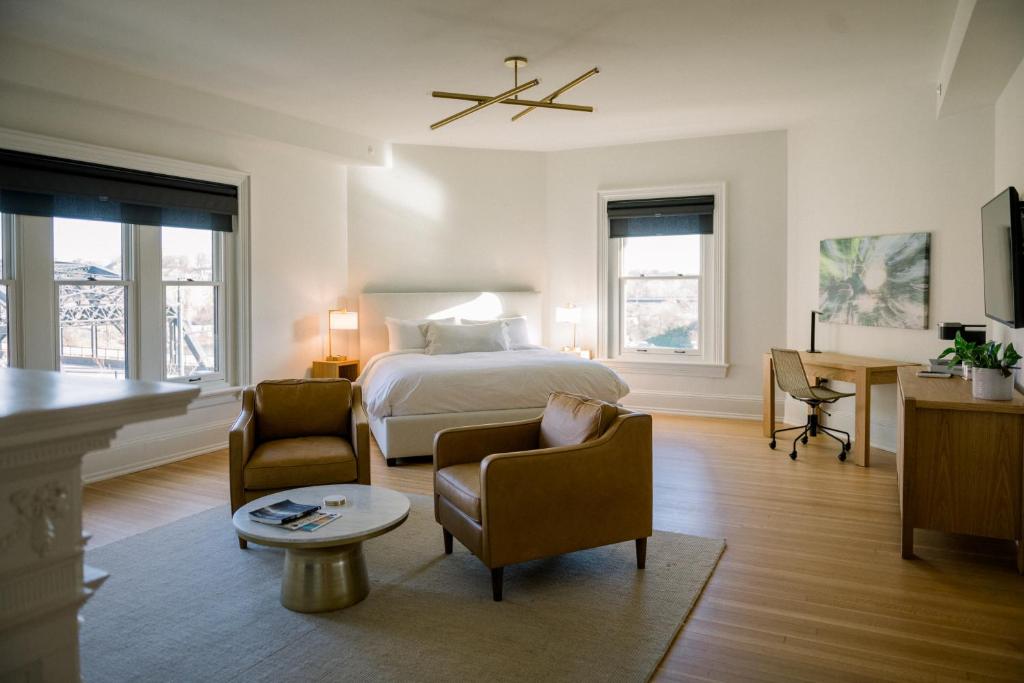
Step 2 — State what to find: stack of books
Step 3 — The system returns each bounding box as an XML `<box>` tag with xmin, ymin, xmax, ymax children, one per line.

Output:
<box><xmin>248</xmin><ymin>500</ymin><xmax>340</xmax><ymax>532</ymax></box>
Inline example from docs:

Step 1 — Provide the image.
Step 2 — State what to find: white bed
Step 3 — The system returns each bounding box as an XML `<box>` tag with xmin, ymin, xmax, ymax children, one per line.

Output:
<box><xmin>357</xmin><ymin>292</ymin><xmax>629</xmax><ymax>463</ymax></box>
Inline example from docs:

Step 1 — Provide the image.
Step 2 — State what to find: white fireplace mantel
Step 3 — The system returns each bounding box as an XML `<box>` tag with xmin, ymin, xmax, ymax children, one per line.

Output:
<box><xmin>0</xmin><ymin>368</ymin><xmax>199</xmax><ymax>682</ymax></box>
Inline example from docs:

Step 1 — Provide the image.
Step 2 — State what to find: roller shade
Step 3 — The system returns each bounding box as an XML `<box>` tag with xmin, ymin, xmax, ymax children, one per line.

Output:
<box><xmin>0</xmin><ymin>149</ymin><xmax>237</xmax><ymax>231</ymax></box>
<box><xmin>608</xmin><ymin>195</ymin><xmax>714</xmax><ymax>238</ymax></box>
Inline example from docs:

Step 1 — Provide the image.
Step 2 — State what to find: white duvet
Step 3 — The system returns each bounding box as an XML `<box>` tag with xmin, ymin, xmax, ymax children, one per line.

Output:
<box><xmin>358</xmin><ymin>349</ymin><xmax>630</xmax><ymax>419</ymax></box>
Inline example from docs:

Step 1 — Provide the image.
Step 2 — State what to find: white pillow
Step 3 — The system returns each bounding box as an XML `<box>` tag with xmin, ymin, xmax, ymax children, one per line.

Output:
<box><xmin>462</xmin><ymin>316</ymin><xmax>532</xmax><ymax>349</ymax></box>
<box><xmin>385</xmin><ymin>317</ymin><xmax>454</xmax><ymax>351</ymax></box>
<box><xmin>424</xmin><ymin>321</ymin><xmax>508</xmax><ymax>355</ymax></box>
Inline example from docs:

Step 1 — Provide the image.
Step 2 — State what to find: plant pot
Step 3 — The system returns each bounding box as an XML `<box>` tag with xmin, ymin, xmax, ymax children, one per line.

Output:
<box><xmin>971</xmin><ymin>368</ymin><xmax>1015</xmax><ymax>400</ymax></box>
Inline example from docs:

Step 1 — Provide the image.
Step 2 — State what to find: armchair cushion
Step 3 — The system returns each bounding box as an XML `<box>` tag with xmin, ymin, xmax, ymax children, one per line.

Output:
<box><xmin>538</xmin><ymin>392</ymin><xmax>619</xmax><ymax>448</ymax></box>
<box><xmin>435</xmin><ymin>463</ymin><xmax>482</xmax><ymax>521</ymax></box>
<box><xmin>255</xmin><ymin>379</ymin><xmax>352</xmax><ymax>442</ymax></box>
<box><xmin>244</xmin><ymin>435</ymin><xmax>357</xmax><ymax>489</ymax></box>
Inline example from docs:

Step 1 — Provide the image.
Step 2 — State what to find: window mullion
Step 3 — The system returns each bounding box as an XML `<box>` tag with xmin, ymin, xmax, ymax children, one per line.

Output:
<box><xmin>135</xmin><ymin>225</ymin><xmax>163</xmax><ymax>381</ymax></box>
<box><xmin>20</xmin><ymin>215</ymin><xmax>56</xmax><ymax>370</ymax></box>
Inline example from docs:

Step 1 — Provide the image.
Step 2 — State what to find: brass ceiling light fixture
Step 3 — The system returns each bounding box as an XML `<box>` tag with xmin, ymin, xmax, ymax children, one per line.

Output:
<box><xmin>430</xmin><ymin>56</ymin><xmax>599</xmax><ymax>130</ymax></box>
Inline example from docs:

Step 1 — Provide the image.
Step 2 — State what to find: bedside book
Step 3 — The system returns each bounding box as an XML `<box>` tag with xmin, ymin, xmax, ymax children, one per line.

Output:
<box><xmin>248</xmin><ymin>499</ymin><xmax>320</xmax><ymax>526</ymax></box>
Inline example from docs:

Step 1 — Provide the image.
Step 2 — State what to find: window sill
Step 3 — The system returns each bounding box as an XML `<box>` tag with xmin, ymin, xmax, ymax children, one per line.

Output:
<box><xmin>598</xmin><ymin>358</ymin><xmax>729</xmax><ymax>378</ymax></box>
<box><xmin>186</xmin><ymin>383</ymin><xmax>243</xmax><ymax>409</ymax></box>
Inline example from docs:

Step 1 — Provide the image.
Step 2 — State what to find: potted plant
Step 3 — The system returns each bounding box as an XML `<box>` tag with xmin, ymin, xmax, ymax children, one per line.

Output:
<box><xmin>939</xmin><ymin>332</ymin><xmax>1021</xmax><ymax>400</ymax></box>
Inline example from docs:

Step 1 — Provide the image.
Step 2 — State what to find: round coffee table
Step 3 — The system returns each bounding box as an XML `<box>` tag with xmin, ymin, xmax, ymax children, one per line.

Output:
<box><xmin>232</xmin><ymin>484</ymin><xmax>409</xmax><ymax>613</ymax></box>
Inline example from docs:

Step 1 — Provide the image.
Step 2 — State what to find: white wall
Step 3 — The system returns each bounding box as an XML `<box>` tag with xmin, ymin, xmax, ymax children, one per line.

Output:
<box><xmin>988</xmin><ymin>58</ymin><xmax>1024</xmax><ymax>365</ymax></box>
<box><xmin>347</xmin><ymin>144</ymin><xmax>547</xmax><ymax>354</ymax></box>
<box><xmin>786</xmin><ymin>87</ymin><xmax>994</xmax><ymax>449</ymax></box>
<box><xmin>0</xmin><ymin>86</ymin><xmax>352</xmax><ymax>480</ymax></box>
<box><xmin>545</xmin><ymin>131</ymin><xmax>789</xmax><ymax>417</ymax></box>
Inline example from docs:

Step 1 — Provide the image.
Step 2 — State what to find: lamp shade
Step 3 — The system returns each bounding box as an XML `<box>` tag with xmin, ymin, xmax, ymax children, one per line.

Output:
<box><xmin>329</xmin><ymin>310</ymin><xmax>358</xmax><ymax>330</ymax></box>
<box><xmin>555</xmin><ymin>305</ymin><xmax>581</xmax><ymax>324</ymax></box>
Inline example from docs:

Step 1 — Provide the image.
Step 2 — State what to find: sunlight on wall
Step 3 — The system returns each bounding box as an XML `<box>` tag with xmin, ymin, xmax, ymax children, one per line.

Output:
<box><xmin>428</xmin><ymin>293</ymin><xmax>504</xmax><ymax>321</ymax></box>
<box><xmin>358</xmin><ymin>159</ymin><xmax>445</xmax><ymax>222</ymax></box>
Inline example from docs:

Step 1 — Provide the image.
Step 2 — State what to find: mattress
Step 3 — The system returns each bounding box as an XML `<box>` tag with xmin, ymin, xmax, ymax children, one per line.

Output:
<box><xmin>358</xmin><ymin>348</ymin><xmax>630</xmax><ymax>419</ymax></box>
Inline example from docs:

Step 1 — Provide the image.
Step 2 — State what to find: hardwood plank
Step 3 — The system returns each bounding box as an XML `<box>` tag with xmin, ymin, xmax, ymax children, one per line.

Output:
<box><xmin>82</xmin><ymin>415</ymin><xmax>1024</xmax><ymax>681</ymax></box>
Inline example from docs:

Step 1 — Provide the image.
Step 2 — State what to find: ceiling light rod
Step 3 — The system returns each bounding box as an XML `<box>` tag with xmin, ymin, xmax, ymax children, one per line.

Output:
<box><xmin>431</xmin><ymin>91</ymin><xmax>593</xmax><ymax>112</ymax></box>
<box><xmin>512</xmin><ymin>66</ymin><xmax>600</xmax><ymax>122</ymax></box>
<box><xmin>430</xmin><ymin>78</ymin><xmax>539</xmax><ymax>130</ymax></box>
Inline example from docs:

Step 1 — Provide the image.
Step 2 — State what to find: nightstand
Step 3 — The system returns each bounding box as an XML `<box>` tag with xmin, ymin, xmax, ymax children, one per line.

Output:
<box><xmin>559</xmin><ymin>347</ymin><xmax>593</xmax><ymax>360</ymax></box>
<box><xmin>312</xmin><ymin>359</ymin><xmax>360</xmax><ymax>380</ymax></box>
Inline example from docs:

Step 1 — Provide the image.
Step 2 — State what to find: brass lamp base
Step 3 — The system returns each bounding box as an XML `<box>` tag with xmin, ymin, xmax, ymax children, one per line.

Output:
<box><xmin>325</xmin><ymin>355</ymin><xmax>348</xmax><ymax>362</ymax></box>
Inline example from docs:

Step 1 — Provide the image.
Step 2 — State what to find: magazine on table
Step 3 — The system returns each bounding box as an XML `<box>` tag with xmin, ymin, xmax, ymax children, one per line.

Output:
<box><xmin>286</xmin><ymin>511</ymin><xmax>341</xmax><ymax>532</ymax></box>
<box><xmin>248</xmin><ymin>499</ymin><xmax>320</xmax><ymax>526</ymax></box>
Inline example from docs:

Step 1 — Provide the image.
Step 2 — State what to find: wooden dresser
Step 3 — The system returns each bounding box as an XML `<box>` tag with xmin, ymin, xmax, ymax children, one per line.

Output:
<box><xmin>896</xmin><ymin>367</ymin><xmax>1024</xmax><ymax>573</ymax></box>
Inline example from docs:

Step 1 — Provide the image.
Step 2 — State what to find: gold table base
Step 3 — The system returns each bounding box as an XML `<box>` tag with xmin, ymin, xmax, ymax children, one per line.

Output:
<box><xmin>280</xmin><ymin>542</ymin><xmax>370</xmax><ymax>613</ymax></box>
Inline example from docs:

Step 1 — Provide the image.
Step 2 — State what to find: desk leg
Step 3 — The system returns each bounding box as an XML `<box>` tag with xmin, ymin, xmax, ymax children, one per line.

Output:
<box><xmin>1016</xmin><ymin>540</ymin><xmax>1023</xmax><ymax>575</ymax></box>
<box><xmin>852</xmin><ymin>367</ymin><xmax>871</xmax><ymax>467</ymax></box>
<box><xmin>763</xmin><ymin>355</ymin><xmax>775</xmax><ymax>437</ymax></box>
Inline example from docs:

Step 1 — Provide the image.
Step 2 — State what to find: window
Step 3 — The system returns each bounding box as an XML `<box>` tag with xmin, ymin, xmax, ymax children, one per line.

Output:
<box><xmin>599</xmin><ymin>185</ymin><xmax>726</xmax><ymax>375</ymax></box>
<box><xmin>53</xmin><ymin>218</ymin><xmax>130</xmax><ymax>378</ymax></box>
<box><xmin>0</xmin><ymin>144</ymin><xmax>247</xmax><ymax>389</ymax></box>
<box><xmin>162</xmin><ymin>227</ymin><xmax>223</xmax><ymax>381</ymax></box>
<box><xmin>0</xmin><ymin>215</ymin><xmax>12</xmax><ymax>367</ymax></box>
<box><xmin>620</xmin><ymin>235</ymin><xmax>701</xmax><ymax>353</ymax></box>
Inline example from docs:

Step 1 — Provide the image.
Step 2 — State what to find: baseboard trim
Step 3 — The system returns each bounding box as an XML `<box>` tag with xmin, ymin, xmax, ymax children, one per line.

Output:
<box><xmin>622</xmin><ymin>390</ymin><xmax>784</xmax><ymax>421</ymax></box>
<box><xmin>82</xmin><ymin>419</ymin><xmax>231</xmax><ymax>483</ymax></box>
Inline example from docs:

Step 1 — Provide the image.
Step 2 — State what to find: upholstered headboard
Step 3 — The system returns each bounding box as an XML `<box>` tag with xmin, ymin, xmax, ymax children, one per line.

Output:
<box><xmin>358</xmin><ymin>291</ymin><xmax>543</xmax><ymax>362</ymax></box>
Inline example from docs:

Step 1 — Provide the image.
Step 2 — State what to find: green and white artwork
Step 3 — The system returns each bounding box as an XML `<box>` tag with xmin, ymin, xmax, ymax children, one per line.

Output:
<box><xmin>819</xmin><ymin>232</ymin><xmax>930</xmax><ymax>329</ymax></box>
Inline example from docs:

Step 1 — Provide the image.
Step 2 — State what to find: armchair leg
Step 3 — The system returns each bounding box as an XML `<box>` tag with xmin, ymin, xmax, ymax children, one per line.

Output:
<box><xmin>491</xmin><ymin>567</ymin><xmax>504</xmax><ymax>602</ymax></box>
<box><xmin>636</xmin><ymin>538</ymin><xmax>647</xmax><ymax>569</ymax></box>
<box><xmin>443</xmin><ymin>528</ymin><xmax>453</xmax><ymax>555</ymax></box>
<box><xmin>238</xmin><ymin>537</ymin><xmax>248</xmax><ymax>550</ymax></box>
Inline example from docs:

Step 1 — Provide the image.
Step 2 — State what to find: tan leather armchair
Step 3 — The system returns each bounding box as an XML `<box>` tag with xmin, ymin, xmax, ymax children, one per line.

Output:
<box><xmin>230</xmin><ymin>379</ymin><xmax>370</xmax><ymax>548</ymax></box>
<box><xmin>433</xmin><ymin>393</ymin><xmax>653</xmax><ymax>601</ymax></box>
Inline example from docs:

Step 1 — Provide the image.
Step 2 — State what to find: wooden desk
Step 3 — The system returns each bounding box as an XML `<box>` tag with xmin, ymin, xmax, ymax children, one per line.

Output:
<box><xmin>897</xmin><ymin>367</ymin><xmax>1024</xmax><ymax>573</ymax></box>
<box><xmin>762</xmin><ymin>351</ymin><xmax>919</xmax><ymax>466</ymax></box>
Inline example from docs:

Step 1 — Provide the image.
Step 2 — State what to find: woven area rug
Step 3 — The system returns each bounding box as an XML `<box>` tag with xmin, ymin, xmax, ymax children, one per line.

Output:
<box><xmin>82</xmin><ymin>494</ymin><xmax>724</xmax><ymax>682</ymax></box>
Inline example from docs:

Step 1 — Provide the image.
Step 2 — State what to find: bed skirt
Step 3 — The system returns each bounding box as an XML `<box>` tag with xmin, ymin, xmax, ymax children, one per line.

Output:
<box><xmin>369</xmin><ymin>407</ymin><xmax>545</xmax><ymax>462</ymax></box>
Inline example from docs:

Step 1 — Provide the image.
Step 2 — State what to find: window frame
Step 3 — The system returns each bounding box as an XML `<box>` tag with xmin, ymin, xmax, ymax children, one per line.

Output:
<box><xmin>0</xmin><ymin>127</ymin><xmax>252</xmax><ymax>394</ymax></box>
<box><xmin>597</xmin><ymin>183</ymin><xmax>727</xmax><ymax>378</ymax></box>
<box><xmin>0</xmin><ymin>214</ymin><xmax>17</xmax><ymax>367</ymax></box>
<box><xmin>52</xmin><ymin>219</ymin><xmax>135</xmax><ymax>379</ymax></box>
<box><xmin>160</xmin><ymin>226</ymin><xmax>228</xmax><ymax>385</ymax></box>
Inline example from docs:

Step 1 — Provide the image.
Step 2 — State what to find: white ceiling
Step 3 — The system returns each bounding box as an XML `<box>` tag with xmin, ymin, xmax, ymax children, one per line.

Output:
<box><xmin>0</xmin><ymin>0</ymin><xmax>957</xmax><ymax>151</ymax></box>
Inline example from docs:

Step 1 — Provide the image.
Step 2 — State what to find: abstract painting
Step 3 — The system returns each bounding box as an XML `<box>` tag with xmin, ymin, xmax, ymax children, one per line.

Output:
<box><xmin>819</xmin><ymin>232</ymin><xmax>930</xmax><ymax>329</ymax></box>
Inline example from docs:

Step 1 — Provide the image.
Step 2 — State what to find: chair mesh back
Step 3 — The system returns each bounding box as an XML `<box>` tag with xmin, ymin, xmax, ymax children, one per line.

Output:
<box><xmin>771</xmin><ymin>348</ymin><xmax>814</xmax><ymax>400</ymax></box>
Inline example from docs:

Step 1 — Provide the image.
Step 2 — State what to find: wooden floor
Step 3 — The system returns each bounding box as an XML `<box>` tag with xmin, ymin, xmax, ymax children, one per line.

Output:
<box><xmin>83</xmin><ymin>415</ymin><xmax>1024</xmax><ymax>682</ymax></box>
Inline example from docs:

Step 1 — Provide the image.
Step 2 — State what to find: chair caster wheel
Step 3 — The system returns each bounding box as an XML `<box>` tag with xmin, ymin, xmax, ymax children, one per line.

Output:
<box><xmin>800</xmin><ymin>436</ymin><xmax>808</xmax><ymax>444</ymax></box>
<box><xmin>838</xmin><ymin>451</ymin><xmax>847</xmax><ymax>462</ymax></box>
<box><xmin>844</xmin><ymin>442</ymin><xmax>851</xmax><ymax>451</ymax></box>
<box><xmin>789</xmin><ymin>451</ymin><xmax>798</xmax><ymax>460</ymax></box>
<box><xmin>769</xmin><ymin>440</ymin><xmax>776</xmax><ymax>449</ymax></box>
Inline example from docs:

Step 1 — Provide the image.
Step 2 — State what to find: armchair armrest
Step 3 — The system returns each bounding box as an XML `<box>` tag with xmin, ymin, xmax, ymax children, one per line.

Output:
<box><xmin>351</xmin><ymin>383</ymin><xmax>371</xmax><ymax>484</ymax></box>
<box><xmin>433</xmin><ymin>417</ymin><xmax>542</xmax><ymax>471</ymax></box>
<box><xmin>229</xmin><ymin>387</ymin><xmax>257</xmax><ymax>512</ymax></box>
<box><xmin>479</xmin><ymin>412</ymin><xmax>653</xmax><ymax>568</ymax></box>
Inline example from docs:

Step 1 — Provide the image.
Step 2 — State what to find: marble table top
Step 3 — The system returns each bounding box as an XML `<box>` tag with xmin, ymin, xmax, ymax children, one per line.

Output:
<box><xmin>232</xmin><ymin>484</ymin><xmax>410</xmax><ymax>549</ymax></box>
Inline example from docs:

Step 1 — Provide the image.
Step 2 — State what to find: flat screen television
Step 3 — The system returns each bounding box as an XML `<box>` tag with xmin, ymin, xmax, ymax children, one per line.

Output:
<box><xmin>982</xmin><ymin>186</ymin><xmax>1024</xmax><ymax>328</ymax></box>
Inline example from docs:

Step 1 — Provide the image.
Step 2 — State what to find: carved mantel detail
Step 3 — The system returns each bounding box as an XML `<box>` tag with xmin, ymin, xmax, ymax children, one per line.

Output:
<box><xmin>0</xmin><ymin>483</ymin><xmax>70</xmax><ymax>558</ymax></box>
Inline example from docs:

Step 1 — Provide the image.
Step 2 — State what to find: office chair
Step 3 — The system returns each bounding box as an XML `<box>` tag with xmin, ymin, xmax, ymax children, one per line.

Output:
<box><xmin>769</xmin><ymin>348</ymin><xmax>855</xmax><ymax>461</ymax></box>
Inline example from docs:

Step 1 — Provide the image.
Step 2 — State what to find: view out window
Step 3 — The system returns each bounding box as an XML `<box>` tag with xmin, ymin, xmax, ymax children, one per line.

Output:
<box><xmin>53</xmin><ymin>218</ymin><xmax>129</xmax><ymax>378</ymax></box>
<box><xmin>162</xmin><ymin>227</ymin><xmax>222</xmax><ymax>380</ymax></box>
<box><xmin>0</xmin><ymin>216</ymin><xmax>10</xmax><ymax>367</ymax></box>
<box><xmin>620</xmin><ymin>235</ymin><xmax>701</xmax><ymax>353</ymax></box>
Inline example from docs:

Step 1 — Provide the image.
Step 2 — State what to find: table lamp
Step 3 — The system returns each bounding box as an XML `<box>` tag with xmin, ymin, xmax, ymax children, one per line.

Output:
<box><xmin>555</xmin><ymin>304</ymin><xmax>582</xmax><ymax>350</ymax></box>
<box><xmin>327</xmin><ymin>309</ymin><xmax>358</xmax><ymax>361</ymax></box>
